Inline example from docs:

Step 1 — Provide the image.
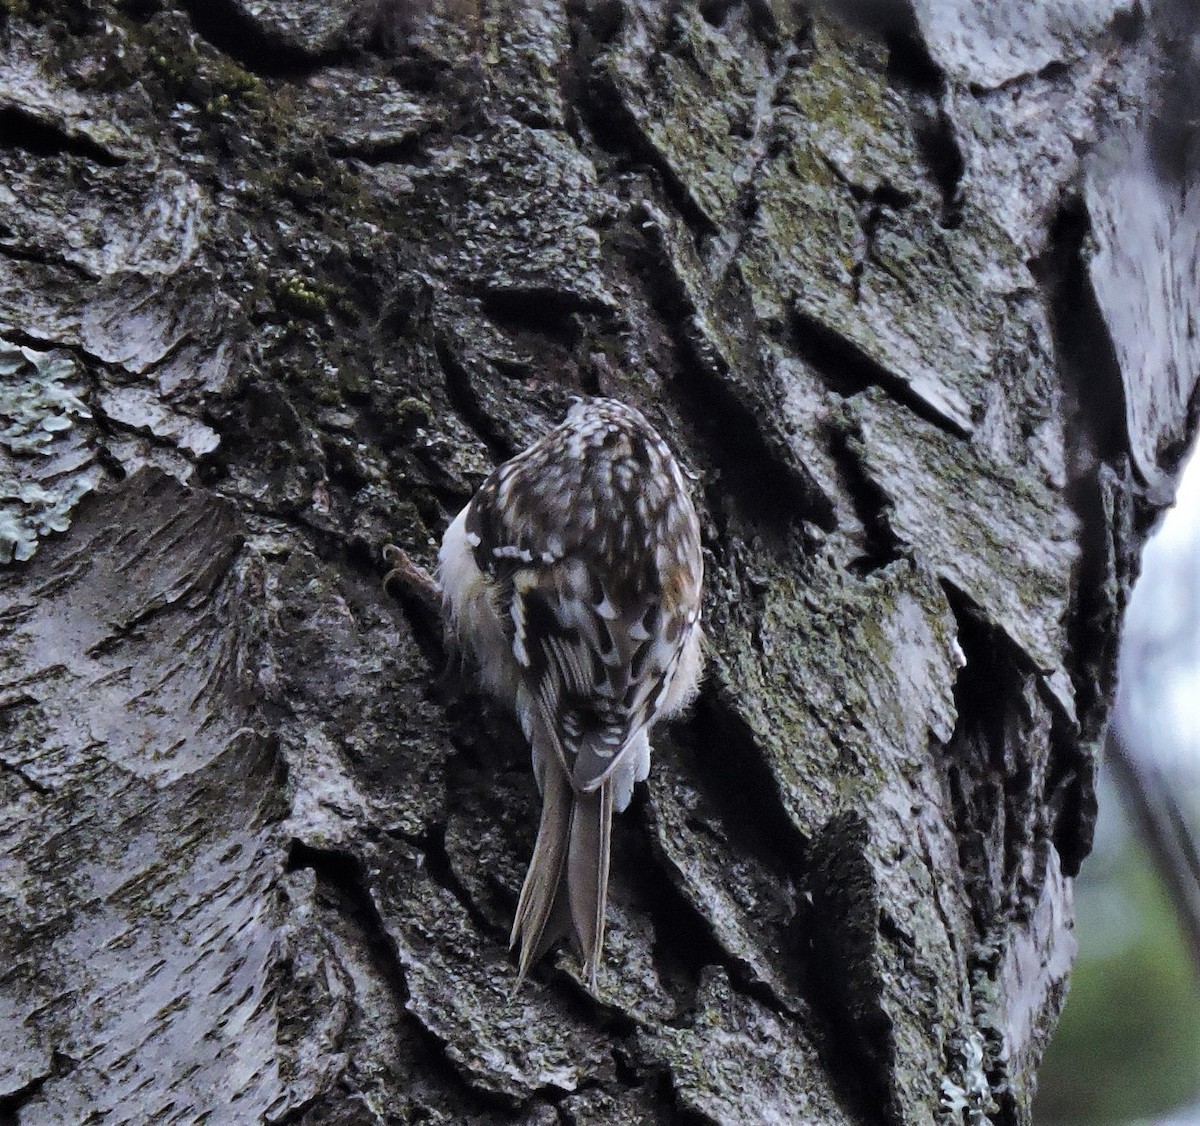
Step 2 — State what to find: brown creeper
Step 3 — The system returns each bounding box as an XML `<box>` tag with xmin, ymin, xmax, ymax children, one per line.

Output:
<box><xmin>438</xmin><ymin>397</ymin><xmax>704</xmax><ymax>991</ymax></box>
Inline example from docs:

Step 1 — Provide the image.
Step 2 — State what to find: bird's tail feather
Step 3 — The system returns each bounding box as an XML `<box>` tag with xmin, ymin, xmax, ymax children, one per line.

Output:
<box><xmin>569</xmin><ymin>777</ymin><xmax>613</xmax><ymax>992</ymax></box>
<box><xmin>511</xmin><ymin>759</ymin><xmax>571</xmax><ymax>987</ymax></box>
<box><xmin>510</xmin><ymin>756</ymin><xmax>615</xmax><ymax>993</ymax></box>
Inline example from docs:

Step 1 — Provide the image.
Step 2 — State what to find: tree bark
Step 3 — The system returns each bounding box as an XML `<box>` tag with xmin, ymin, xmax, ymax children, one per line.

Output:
<box><xmin>0</xmin><ymin>2</ymin><xmax>1190</xmax><ymax>1124</ymax></box>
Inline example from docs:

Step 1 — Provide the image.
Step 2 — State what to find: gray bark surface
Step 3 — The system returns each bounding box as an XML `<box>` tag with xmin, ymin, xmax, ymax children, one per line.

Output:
<box><xmin>0</xmin><ymin>2</ymin><xmax>1192</xmax><ymax>1123</ymax></box>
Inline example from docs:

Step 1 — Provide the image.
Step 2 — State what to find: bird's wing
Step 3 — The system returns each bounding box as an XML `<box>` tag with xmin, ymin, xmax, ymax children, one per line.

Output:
<box><xmin>516</xmin><ymin>556</ymin><xmax>692</xmax><ymax>792</ymax></box>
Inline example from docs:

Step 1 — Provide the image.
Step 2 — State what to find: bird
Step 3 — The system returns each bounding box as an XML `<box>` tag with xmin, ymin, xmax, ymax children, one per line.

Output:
<box><xmin>436</xmin><ymin>396</ymin><xmax>704</xmax><ymax>992</ymax></box>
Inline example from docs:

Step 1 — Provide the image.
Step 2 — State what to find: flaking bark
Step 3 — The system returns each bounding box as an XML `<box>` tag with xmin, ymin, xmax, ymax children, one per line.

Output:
<box><xmin>1</xmin><ymin>2</ymin><xmax>1194</xmax><ymax>1124</ymax></box>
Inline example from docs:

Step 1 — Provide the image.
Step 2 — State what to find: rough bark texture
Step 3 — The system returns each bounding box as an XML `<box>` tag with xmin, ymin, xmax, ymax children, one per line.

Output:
<box><xmin>0</xmin><ymin>2</ymin><xmax>1193</xmax><ymax>1124</ymax></box>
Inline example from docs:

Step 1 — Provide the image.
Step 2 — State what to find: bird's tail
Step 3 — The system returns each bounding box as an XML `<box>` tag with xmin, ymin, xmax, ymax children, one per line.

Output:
<box><xmin>510</xmin><ymin>754</ymin><xmax>615</xmax><ymax>993</ymax></box>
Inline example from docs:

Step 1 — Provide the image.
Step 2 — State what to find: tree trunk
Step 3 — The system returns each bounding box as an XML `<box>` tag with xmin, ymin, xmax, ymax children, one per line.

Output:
<box><xmin>0</xmin><ymin>2</ymin><xmax>1190</xmax><ymax>1123</ymax></box>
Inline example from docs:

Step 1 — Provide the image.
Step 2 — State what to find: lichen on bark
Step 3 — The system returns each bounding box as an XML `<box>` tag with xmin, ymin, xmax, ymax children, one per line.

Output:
<box><xmin>0</xmin><ymin>2</ymin><xmax>1188</xmax><ymax>1123</ymax></box>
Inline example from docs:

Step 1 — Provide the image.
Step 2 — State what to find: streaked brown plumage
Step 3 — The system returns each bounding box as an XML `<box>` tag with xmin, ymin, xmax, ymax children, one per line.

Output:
<box><xmin>437</xmin><ymin>397</ymin><xmax>704</xmax><ymax>991</ymax></box>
